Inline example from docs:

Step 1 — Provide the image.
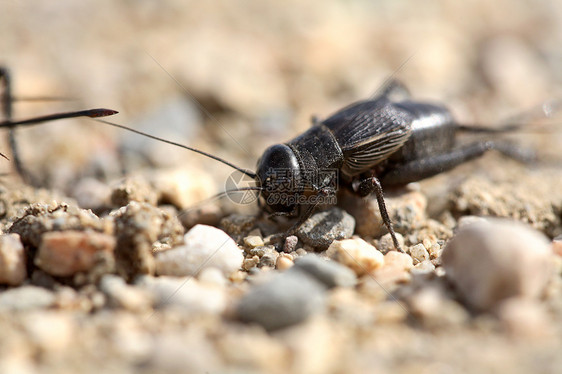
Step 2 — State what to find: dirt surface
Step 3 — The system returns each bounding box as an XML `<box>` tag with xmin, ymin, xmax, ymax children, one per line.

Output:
<box><xmin>1</xmin><ymin>1</ymin><xmax>562</xmax><ymax>373</ymax></box>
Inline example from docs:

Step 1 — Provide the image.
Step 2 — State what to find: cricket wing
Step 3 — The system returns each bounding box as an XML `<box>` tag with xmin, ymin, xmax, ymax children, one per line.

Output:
<box><xmin>322</xmin><ymin>98</ymin><xmax>412</xmax><ymax>175</ymax></box>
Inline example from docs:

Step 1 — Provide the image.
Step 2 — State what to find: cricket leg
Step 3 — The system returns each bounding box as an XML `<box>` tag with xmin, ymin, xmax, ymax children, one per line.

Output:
<box><xmin>380</xmin><ymin>141</ymin><xmax>535</xmax><ymax>187</ymax></box>
<box><xmin>352</xmin><ymin>176</ymin><xmax>404</xmax><ymax>252</ymax></box>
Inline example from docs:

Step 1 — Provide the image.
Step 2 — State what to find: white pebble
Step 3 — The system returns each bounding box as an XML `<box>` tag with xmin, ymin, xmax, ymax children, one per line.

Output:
<box><xmin>155</xmin><ymin>225</ymin><xmax>243</xmax><ymax>277</ymax></box>
<box><xmin>276</xmin><ymin>254</ymin><xmax>294</xmax><ymax>270</ymax></box>
<box><xmin>326</xmin><ymin>237</ymin><xmax>384</xmax><ymax>276</ymax></box>
<box><xmin>411</xmin><ymin>260</ymin><xmax>435</xmax><ymax>275</ymax></box>
<box><xmin>408</xmin><ymin>243</ymin><xmax>429</xmax><ymax>264</ymax></box>
<box><xmin>383</xmin><ymin>251</ymin><xmax>414</xmax><ymax>270</ymax></box>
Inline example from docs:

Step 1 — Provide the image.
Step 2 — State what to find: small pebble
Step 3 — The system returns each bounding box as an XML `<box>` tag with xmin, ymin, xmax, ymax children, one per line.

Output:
<box><xmin>408</xmin><ymin>243</ymin><xmax>429</xmax><ymax>265</ymax></box>
<box><xmin>283</xmin><ymin>235</ymin><xmax>299</xmax><ymax>253</ymax></box>
<box><xmin>373</xmin><ymin>251</ymin><xmax>414</xmax><ymax>285</ymax></box>
<box><xmin>292</xmin><ymin>254</ymin><xmax>357</xmax><ymax>288</ymax></box>
<box><xmin>377</xmin><ymin>232</ymin><xmax>405</xmax><ymax>254</ymax></box>
<box><xmin>295</xmin><ymin>248</ymin><xmax>308</xmax><ymax>257</ymax></box>
<box><xmin>35</xmin><ymin>230</ymin><xmax>115</xmax><ymax>277</ymax></box>
<box><xmin>326</xmin><ymin>237</ymin><xmax>384</xmax><ymax>276</ymax></box>
<box><xmin>442</xmin><ymin>218</ymin><xmax>553</xmax><ymax>311</ymax></box>
<box><xmin>276</xmin><ymin>254</ymin><xmax>294</xmax><ymax>270</ymax></box>
<box><xmin>243</xmin><ymin>256</ymin><xmax>260</xmax><ymax>271</ymax></box>
<box><xmin>428</xmin><ymin>242</ymin><xmax>442</xmax><ymax>260</ymax></box>
<box><xmin>246</xmin><ymin>245</ymin><xmax>267</xmax><ymax>257</ymax></box>
<box><xmin>0</xmin><ymin>234</ymin><xmax>27</xmax><ymax>286</ymax></box>
<box><xmin>411</xmin><ymin>260</ymin><xmax>435</xmax><ymax>275</ymax></box>
<box><xmin>247</xmin><ymin>245</ymin><xmax>280</xmax><ymax>267</ymax></box>
<box><xmin>237</xmin><ymin>271</ymin><xmax>326</xmax><ymax>331</ymax></box>
<box><xmin>155</xmin><ymin>224</ymin><xmax>243</xmax><ymax>277</ymax></box>
<box><xmin>229</xmin><ymin>271</ymin><xmax>247</xmax><ymax>283</ymax></box>
<box><xmin>244</xmin><ymin>235</ymin><xmax>264</xmax><ymax>248</ymax></box>
<box><xmin>384</xmin><ymin>251</ymin><xmax>415</xmax><ymax>270</ymax></box>
<box><xmin>296</xmin><ymin>207</ymin><xmax>355</xmax><ymax>250</ymax></box>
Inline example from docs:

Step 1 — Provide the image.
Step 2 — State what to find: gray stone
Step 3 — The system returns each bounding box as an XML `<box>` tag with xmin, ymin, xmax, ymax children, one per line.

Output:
<box><xmin>296</xmin><ymin>207</ymin><xmax>355</xmax><ymax>250</ymax></box>
<box><xmin>292</xmin><ymin>254</ymin><xmax>357</xmax><ymax>288</ymax></box>
<box><xmin>443</xmin><ymin>218</ymin><xmax>553</xmax><ymax>311</ymax></box>
<box><xmin>237</xmin><ymin>271</ymin><xmax>326</xmax><ymax>331</ymax></box>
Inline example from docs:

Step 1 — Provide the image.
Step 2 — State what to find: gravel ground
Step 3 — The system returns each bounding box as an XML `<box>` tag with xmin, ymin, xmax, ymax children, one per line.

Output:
<box><xmin>1</xmin><ymin>1</ymin><xmax>562</xmax><ymax>373</ymax></box>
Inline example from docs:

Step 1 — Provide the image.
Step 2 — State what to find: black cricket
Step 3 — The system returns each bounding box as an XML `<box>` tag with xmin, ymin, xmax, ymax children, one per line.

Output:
<box><xmin>0</xmin><ymin>69</ymin><xmax>535</xmax><ymax>252</ymax></box>
<box><xmin>252</xmin><ymin>81</ymin><xmax>534</xmax><ymax>252</ymax></box>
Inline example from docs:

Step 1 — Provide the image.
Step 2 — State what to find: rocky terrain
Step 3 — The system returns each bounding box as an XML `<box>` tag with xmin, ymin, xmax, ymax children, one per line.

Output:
<box><xmin>1</xmin><ymin>1</ymin><xmax>562</xmax><ymax>373</ymax></box>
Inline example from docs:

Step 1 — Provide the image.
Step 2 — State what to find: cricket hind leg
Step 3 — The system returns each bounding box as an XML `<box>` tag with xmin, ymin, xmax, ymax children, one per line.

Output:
<box><xmin>352</xmin><ymin>175</ymin><xmax>404</xmax><ymax>252</ymax></box>
<box><xmin>380</xmin><ymin>140</ymin><xmax>536</xmax><ymax>187</ymax></box>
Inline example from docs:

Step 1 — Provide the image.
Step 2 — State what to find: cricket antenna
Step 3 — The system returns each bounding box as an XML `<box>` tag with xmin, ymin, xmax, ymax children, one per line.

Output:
<box><xmin>95</xmin><ymin>118</ymin><xmax>258</xmax><ymax>179</ymax></box>
<box><xmin>0</xmin><ymin>108</ymin><xmax>118</xmax><ymax>128</ymax></box>
<box><xmin>0</xmin><ymin>108</ymin><xmax>118</xmax><ymax>169</ymax></box>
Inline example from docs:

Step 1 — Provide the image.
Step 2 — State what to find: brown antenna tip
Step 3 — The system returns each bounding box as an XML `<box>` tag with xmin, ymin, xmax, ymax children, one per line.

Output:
<box><xmin>85</xmin><ymin>109</ymin><xmax>119</xmax><ymax>118</ymax></box>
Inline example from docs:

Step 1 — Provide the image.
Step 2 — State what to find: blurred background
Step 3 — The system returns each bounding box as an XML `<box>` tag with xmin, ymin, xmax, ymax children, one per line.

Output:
<box><xmin>1</xmin><ymin>0</ymin><xmax>561</xmax><ymax>198</ymax></box>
